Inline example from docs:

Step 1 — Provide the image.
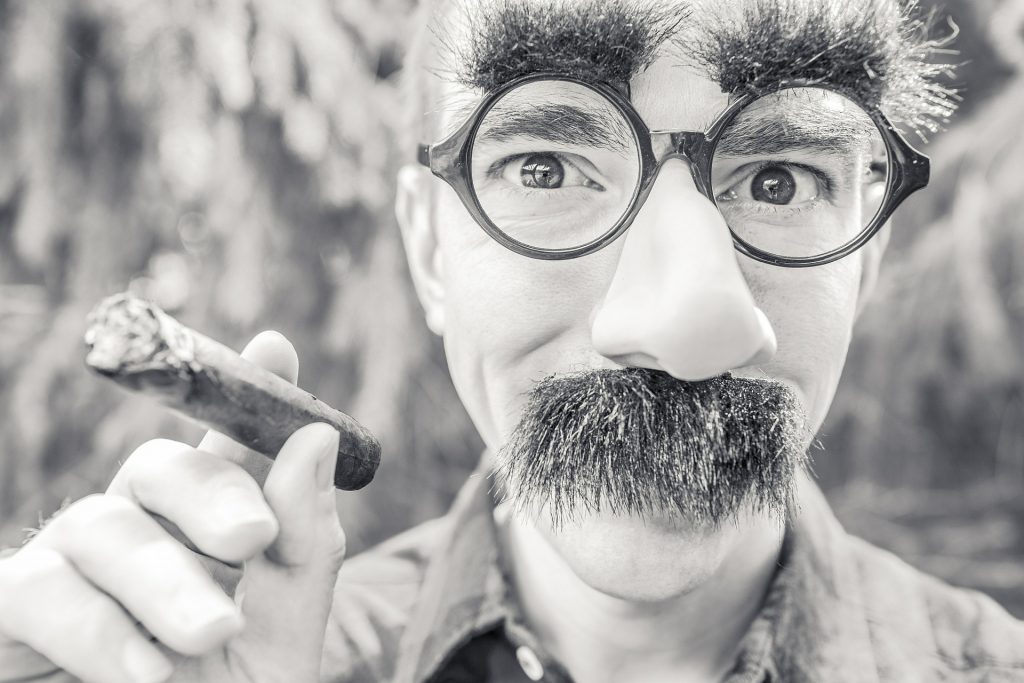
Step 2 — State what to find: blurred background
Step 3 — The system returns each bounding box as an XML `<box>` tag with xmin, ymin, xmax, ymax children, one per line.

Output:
<box><xmin>1</xmin><ymin>0</ymin><xmax>1022</xmax><ymax>615</ymax></box>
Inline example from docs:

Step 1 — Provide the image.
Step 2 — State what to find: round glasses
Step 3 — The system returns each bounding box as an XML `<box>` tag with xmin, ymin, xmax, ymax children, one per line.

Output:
<box><xmin>417</xmin><ymin>74</ymin><xmax>930</xmax><ymax>267</ymax></box>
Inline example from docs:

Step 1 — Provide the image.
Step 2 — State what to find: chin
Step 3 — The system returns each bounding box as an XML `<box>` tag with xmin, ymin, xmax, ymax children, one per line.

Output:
<box><xmin>536</xmin><ymin>507</ymin><xmax>737</xmax><ymax>602</ymax></box>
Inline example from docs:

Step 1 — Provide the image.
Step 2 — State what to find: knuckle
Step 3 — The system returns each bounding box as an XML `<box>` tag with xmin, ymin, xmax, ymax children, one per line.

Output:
<box><xmin>52</xmin><ymin>586</ymin><xmax>142</xmax><ymax>667</ymax></box>
<box><xmin>63</xmin><ymin>581</ymin><xmax>120</xmax><ymax>630</ymax></box>
<box><xmin>323</xmin><ymin>523</ymin><xmax>347</xmax><ymax>571</ymax></box>
<box><xmin>0</xmin><ymin>548</ymin><xmax>68</xmax><ymax>615</ymax></box>
<box><xmin>129</xmin><ymin>437</ymin><xmax>186</xmax><ymax>461</ymax></box>
<box><xmin>48</xmin><ymin>494</ymin><xmax>137</xmax><ymax>541</ymax></box>
<box><xmin>115</xmin><ymin>438</ymin><xmax>189</xmax><ymax>482</ymax></box>
<box><xmin>203</xmin><ymin>517</ymin><xmax>273</xmax><ymax>555</ymax></box>
<box><xmin>70</xmin><ymin>493</ymin><xmax>136</xmax><ymax>524</ymax></box>
<box><xmin>204</xmin><ymin>466</ymin><xmax>258</xmax><ymax>498</ymax></box>
<box><xmin>0</xmin><ymin>551</ymin><xmax>136</xmax><ymax>682</ymax></box>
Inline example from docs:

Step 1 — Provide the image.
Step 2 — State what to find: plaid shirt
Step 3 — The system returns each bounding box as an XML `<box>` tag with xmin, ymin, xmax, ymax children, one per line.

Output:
<box><xmin>323</xmin><ymin>464</ymin><xmax>1024</xmax><ymax>683</ymax></box>
<box><xmin>4</xmin><ymin>465</ymin><xmax>1020</xmax><ymax>680</ymax></box>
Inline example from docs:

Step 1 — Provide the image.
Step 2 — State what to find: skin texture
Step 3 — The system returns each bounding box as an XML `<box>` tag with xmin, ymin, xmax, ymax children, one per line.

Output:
<box><xmin>399</xmin><ymin>52</ymin><xmax>884</xmax><ymax>533</ymax></box>
<box><xmin>396</xmin><ymin>0</ymin><xmax>890</xmax><ymax>678</ymax></box>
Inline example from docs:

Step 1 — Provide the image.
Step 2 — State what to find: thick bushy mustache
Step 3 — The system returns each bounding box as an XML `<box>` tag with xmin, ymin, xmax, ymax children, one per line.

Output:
<box><xmin>494</xmin><ymin>368</ymin><xmax>810</xmax><ymax>528</ymax></box>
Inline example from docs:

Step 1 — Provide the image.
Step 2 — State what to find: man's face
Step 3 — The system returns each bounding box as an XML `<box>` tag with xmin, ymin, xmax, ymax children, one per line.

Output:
<box><xmin>434</xmin><ymin>66</ymin><xmax>867</xmax><ymax>433</ymax></box>
<box><xmin>398</xmin><ymin>0</ymin><xmax>888</xmax><ymax>597</ymax></box>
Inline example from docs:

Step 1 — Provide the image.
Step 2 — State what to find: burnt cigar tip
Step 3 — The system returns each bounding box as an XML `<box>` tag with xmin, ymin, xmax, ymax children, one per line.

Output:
<box><xmin>84</xmin><ymin>292</ymin><xmax>196</xmax><ymax>376</ymax></box>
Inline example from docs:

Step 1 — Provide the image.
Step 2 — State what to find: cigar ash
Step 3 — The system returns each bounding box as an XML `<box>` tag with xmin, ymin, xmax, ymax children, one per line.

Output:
<box><xmin>84</xmin><ymin>293</ymin><xmax>198</xmax><ymax>401</ymax></box>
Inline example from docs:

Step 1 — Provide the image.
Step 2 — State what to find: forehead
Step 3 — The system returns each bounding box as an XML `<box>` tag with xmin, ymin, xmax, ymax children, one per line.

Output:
<box><xmin>428</xmin><ymin>0</ymin><xmax>896</xmax><ymax>133</ymax></box>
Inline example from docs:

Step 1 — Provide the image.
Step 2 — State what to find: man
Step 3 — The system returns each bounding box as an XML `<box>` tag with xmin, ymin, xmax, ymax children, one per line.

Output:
<box><xmin>0</xmin><ymin>0</ymin><xmax>1022</xmax><ymax>681</ymax></box>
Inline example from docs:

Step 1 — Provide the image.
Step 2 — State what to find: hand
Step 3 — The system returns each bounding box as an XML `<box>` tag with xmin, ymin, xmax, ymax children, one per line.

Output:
<box><xmin>0</xmin><ymin>332</ymin><xmax>347</xmax><ymax>683</ymax></box>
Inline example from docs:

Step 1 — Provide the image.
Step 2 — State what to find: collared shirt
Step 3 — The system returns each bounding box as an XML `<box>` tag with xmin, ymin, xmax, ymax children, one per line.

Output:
<box><xmin>323</xmin><ymin>468</ymin><xmax>1024</xmax><ymax>683</ymax></box>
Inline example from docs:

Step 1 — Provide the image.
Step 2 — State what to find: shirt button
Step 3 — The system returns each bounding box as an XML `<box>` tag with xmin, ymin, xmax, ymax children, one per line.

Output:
<box><xmin>515</xmin><ymin>645</ymin><xmax>545</xmax><ymax>681</ymax></box>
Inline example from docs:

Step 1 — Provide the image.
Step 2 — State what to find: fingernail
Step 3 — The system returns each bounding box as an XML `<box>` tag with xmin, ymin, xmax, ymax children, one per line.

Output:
<box><xmin>122</xmin><ymin>639</ymin><xmax>173</xmax><ymax>683</ymax></box>
<box><xmin>176</xmin><ymin>589</ymin><xmax>241</xmax><ymax>634</ymax></box>
<box><xmin>312</xmin><ymin>424</ymin><xmax>340</xmax><ymax>490</ymax></box>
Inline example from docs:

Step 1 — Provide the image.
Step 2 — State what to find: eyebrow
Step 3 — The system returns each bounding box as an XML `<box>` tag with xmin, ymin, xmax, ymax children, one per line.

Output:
<box><xmin>690</xmin><ymin>1</ymin><xmax>910</xmax><ymax>110</ymax></box>
<box><xmin>714</xmin><ymin>114</ymin><xmax>875</xmax><ymax>157</ymax></box>
<box><xmin>446</xmin><ymin>0</ymin><xmax>915</xmax><ymax>115</ymax></box>
<box><xmin>474</xmin><ymin>104</ymin><xmax>633</xmax><ymax>153</ymax></box>
<box><xmin>716</xmin><ymin>122</ymin><xmax>868</xmax><ymax>158</ymax></box>
<box><xmin>443</xmin><ymin>0</ymin><xmax>688</xmax><ymax>93</ymax></box>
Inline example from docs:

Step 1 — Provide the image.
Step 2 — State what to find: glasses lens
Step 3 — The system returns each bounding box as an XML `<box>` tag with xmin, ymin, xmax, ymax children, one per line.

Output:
<box><xmin>470</xmin><ymin>80</ymin><xmax>642</xmax><ymax>251</ymax></box>
<box><xmin>711</xmin><ymin>87</ymin><xmax>889</xmax><ymax>260</ymax></box>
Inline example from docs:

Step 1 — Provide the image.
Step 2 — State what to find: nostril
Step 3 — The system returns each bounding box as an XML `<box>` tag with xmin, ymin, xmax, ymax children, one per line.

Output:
<box><xmin>593</xmin><ymin>294</ymin><xmax>778</xmax><ymax>382</ymax></box>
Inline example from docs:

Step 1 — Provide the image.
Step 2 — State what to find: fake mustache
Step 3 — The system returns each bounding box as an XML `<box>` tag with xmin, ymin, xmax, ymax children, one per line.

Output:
<box><xmin>494</xmin><ymin>368</ymin><xmax>811</xmax><ymax>527</ymax></box>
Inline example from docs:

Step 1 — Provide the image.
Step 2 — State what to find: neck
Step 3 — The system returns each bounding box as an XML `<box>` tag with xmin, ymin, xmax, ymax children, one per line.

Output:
<box><xmin>496</xmin><ymin>507</ymin><xmax>784</xmax><ymax>683</ymax></box>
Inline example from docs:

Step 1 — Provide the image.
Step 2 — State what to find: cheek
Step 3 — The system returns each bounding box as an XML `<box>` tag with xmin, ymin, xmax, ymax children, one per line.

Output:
<box><xmin>431</xmin><ymin>178</ymin><xmax>866</xmax><ymax>444</ymax></box>
<box><xmin>745</xmin><ymin>256</ymin><xmax>862</xmax><ymax>432</ymax></box>
<box><xmin>433</xmin><ymin>184</ymin><xmax>612</xmax><ymax>446</ymax></box>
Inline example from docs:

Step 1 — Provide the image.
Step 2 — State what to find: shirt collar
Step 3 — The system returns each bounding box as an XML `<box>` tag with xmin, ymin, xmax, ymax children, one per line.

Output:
<box><xmin>394</xmin><ymin>466</ymin><xmax>881</xmax><ymax>683</ymax></box>
<box><xmin>761</xmin><ymin>475</ymin><xmax>882</xmax><ymax>683</ymax></box>
<box><xmin>393</xmin><ymin>463</ymin><xmax>507</xmax><ymax>683</ymax></box>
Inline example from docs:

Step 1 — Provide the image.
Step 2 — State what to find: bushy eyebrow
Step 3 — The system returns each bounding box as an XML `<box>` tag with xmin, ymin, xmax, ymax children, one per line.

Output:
<box><xmin>439</xmin><ymin>0</ymin><xmax>688</xmax><ymax>93</ymax></box>
<box><xmin>690</xmin><ymin>2</ymin><xmax>889</xmax><ymax>108</ymax></box>
<box><xmin>689</xmin><ymin>0</ymin><xmax>958</xmax><ymax>132</ymax></box>
<box><xmin>474</xmin><ymin>104</ymin><xmax>634</xmax><ymax>153</ymax></box>
<box><xmin>436</xmin><ymin>0</ymin><xmax>956</xmax><ymax>137</ymax></box>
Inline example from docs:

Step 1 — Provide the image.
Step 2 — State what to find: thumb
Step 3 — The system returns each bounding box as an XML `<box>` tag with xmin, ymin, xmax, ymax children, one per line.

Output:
<box><xmin>233</xmin><ymin>422</ymin><xmax>345</xmax><ymax>673</ymax></box>
<box><xmin>258</xmin><ymin>422</ymin><xmax>343</xmax><ymax>567</ymax></box>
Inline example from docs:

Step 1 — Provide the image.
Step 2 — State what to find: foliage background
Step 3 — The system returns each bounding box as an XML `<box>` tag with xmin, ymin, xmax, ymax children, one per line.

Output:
<box><xmin>1</xmin><ymin>0</ymin><xmax>1022</xmax><ymax>615</ymax></box>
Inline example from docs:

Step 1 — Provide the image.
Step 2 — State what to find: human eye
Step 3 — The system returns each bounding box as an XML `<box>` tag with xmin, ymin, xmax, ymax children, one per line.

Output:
<box><xmin>488</xmin><ymin>152</ymin><xmax>606</xmax><ymax>192</ymax></box>
<box><xmin>715</xmin><ymin>161</ymin><xmax>833</xmax><ymax>210</ymax></box>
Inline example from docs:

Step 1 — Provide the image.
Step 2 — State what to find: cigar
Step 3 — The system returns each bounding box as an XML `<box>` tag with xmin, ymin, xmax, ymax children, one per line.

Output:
<box><xmin>83</xmin><ymin>292</ymin><xmax>380</xmax><ymax>491</ymax></box>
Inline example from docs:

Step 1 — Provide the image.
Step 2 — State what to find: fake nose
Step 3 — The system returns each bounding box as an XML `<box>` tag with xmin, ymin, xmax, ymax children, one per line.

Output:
<box><xmin>591</xmin><ymin>160</ymin><xmax>776</xmax><ymax>380</ymax></box>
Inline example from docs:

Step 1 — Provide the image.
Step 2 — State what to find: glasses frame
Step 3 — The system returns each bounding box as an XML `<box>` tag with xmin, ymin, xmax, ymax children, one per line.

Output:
<box><xmin>417</xmin><ymin>73</ymin><xmax>930</xmax><ymax>267</ymax></box>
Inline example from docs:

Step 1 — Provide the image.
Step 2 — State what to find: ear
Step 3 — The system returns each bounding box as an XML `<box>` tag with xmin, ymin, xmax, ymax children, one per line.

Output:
<box><xmin>396</xmin><ymin>164</ymin><xmax>446</xmax><ymax>335</ymax></box>
<box><xmin>854</xmin><ymin>222</ymin><xmax>890</xmax><ymax>320</ymax></box>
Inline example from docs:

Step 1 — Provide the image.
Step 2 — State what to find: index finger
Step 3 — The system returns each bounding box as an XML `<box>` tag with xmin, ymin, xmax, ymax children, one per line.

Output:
<box><xmin>197</xmin><ymin>330</ymin><xmax>299</xmax><ymax>486</ymax></box>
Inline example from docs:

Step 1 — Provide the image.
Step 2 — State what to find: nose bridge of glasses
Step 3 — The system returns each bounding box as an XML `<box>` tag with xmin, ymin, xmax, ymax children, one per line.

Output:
<box><xmin>669</xmin><ymin>131</ymin><xmax>706</xmax><ymax>159</ymax></box>
<box><xmin>648</xmin><ymin>130</ymin><xmax>713</xmax><ymax>197</ymax></box>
